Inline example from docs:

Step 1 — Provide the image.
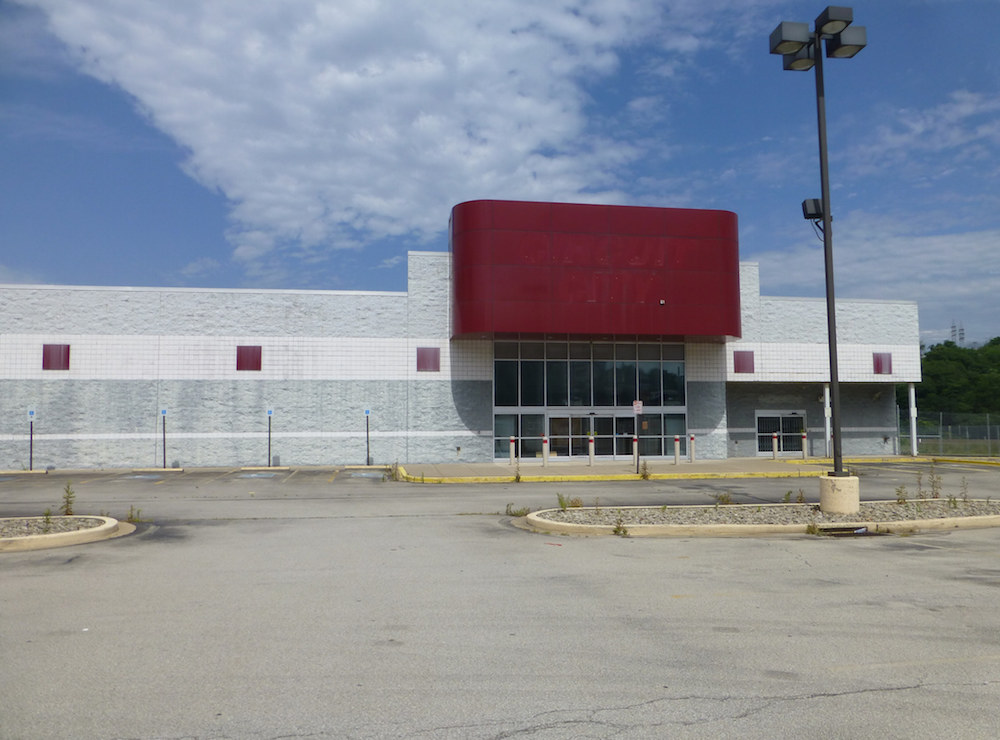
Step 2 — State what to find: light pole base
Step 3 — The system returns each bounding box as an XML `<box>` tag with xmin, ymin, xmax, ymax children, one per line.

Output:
<box><xmin>819</xmin><ymin>475</ymin><xmax>860</xmax><ymax>514</ymax></box>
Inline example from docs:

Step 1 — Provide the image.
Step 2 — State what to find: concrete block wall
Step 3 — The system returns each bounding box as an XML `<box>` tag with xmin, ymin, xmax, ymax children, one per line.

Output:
<box><xmin>725</xmin><ymin>382</ymin><xmax>900</xmax><ymax>459</ymax></box>
<box><xmin>0</xmin><ymin>252</ymin><xmax>496</xmax><ymax>469</ymax></box>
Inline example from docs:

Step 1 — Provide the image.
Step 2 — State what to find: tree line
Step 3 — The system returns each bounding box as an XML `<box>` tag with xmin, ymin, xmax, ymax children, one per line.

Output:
<box><xmin>899</xmin><ymin>337</ymin><xmax>1000</xmax><ymax>413</ymax></box>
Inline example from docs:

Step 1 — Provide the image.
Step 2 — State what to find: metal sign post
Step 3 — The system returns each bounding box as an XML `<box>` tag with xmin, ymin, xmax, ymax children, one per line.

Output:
<box><xmin>365</xmin><ymin>409</ymin><xmax>371</xmax><ymax>465</ymax></box>
<box><xmin>27</xmin><ymin>409</ymin><xmax>35</xmax><ymax>471</ymax></box>
<box><xmin>161</xmin><ymin>409</ymin><xmax>167</xmax><ymax>469</ymax></box>
<box><xmin>633</xmin><ymin>400</ymin><xmax>643</xmax><ymax>474</ymax></box>
<box><xmin>267</xmin><ymin>409</ymin><xmax>273</xmax><ymax>467</ymax></box>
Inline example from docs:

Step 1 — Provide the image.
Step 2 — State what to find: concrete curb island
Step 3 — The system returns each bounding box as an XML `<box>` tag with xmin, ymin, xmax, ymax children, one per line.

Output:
<box><xmin>0</xmin><ymin>516</ymin><xmax>136</xmax><ymax>552</ymax></box>
<box><xmin>521</xmin><ymin>507</ymin><xmax>1000</xmax><ymax>538</ymax></box>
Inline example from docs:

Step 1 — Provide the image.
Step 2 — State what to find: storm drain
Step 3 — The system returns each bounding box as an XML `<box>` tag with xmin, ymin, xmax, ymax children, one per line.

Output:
<box><xmin>816</xmin><ymin>525</ymin><xmax>887</xmax><ymax>537</ymax></box>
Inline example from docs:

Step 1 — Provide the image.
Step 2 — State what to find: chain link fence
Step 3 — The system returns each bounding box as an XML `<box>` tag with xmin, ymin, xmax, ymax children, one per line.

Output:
<box><xmin>898</xmin><ymin>410</ymin><xmax>999</xmax><ymax>457</ymax></box>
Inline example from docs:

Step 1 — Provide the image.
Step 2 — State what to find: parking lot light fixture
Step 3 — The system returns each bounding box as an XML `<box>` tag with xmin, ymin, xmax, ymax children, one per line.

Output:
<box><xmin>769</xmin><ymin>6</ymin><xmax>866</xmax><ymax>478</ymax></box>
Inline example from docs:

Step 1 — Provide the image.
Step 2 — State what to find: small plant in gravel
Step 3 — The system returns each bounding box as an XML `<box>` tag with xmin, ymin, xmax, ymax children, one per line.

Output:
<box><xmin>569</xmin><ymin>497</ymin><xmax>583</xmax><ymax>508</ymax></box>
<box><xmin>593</xmin><ymin>497</ymin><xmax>600</xmax><ymax>513</ymax></box>
<box><xmin>612</xmin><ymin>512</ymin><xmax>629</xmax><ymax>537</ymax></box>
<box><xmin>895</xmin><ymin>485</ymin><xmax>908</xmax><ymax>505</ymax></box>
<box><xmin>930</xmin><ymin>464</ymin><xmax>942</xmax><ymax>499</ymax></box>
<box><xmin>915</xmin><ymin>470</ymin><xmax>925</xmax><ymax>498</ymax></box>
<box><xmin>557</xmin><ymin>493</ymin><xmax>570</xmax><ymax>511</ymax></box>
<box><xmin>42</xmin><ymin>508</ymin><xmax>52</xmax><ymax>534</ymax></box>
<box><xmin>60</xmin><ymin>481</ymin><xmax>75</xmax><ymax>516</ymax></box>
<box><xmin>947</xmin><ymin>494</ymin><xmax>958</xmax><ymax>509</ymax></box>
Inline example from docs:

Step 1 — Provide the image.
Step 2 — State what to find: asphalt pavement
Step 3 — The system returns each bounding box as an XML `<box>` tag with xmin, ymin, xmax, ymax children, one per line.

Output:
<box><xmin>2</xmin><ymin>459</ymin><xmax>1000</xmax><ymax>739</ymax></box>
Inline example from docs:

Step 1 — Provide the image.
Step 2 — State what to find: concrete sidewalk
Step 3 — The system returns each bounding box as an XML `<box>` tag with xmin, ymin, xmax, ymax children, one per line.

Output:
<box><xmin>395</xmin><ymin>455</ymin><xmax>843</xmax><ymax>483</ymax></box>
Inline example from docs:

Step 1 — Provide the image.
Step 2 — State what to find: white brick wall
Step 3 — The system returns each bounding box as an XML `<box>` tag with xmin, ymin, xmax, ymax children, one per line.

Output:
<box><xmin>0</xmin><ymin>334</ymin><xmax>492</xmax><ymax>381</ymax></box>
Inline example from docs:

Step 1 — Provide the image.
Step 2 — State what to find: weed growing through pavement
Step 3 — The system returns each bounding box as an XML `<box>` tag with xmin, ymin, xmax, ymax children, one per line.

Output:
<box><xmin>612</xmin><ymin>511</ymin><xmax>629</xmax><ymax>537</ymax></box>
<box><xmin>505</xmin><ymin>503</ymin><xmax>530</xmax><ymax>517</ymax></box>
<box><xmin>125</xmin><ymin>505</ymin><xmax>144</xmax><ymax>523</ymax></box>
<box><xmin>915</xmin><ymin>470</ymin><xmax>925</xmax><ymax>498</ymax></box>
<box><xmin>712</xmin><ymin>491</ymin><xmax>733</xmax><ymax>507</ymax></box>
<box><xmin>640</xmin><ymin>461</ymin><xmax>651</xmax><ymax>480</ymax></box>
<box><xmin>783</xmin><ymin>491</ymin><xmax>792</xmax><ymax>503</ymax></box>
<box><xmin>796</xmin><ymin>489</ymin><xmax>806</xmax><ymax>504</ymax></box>
<box><xmin>569</xmin><ymin>497</ymin><xmax>583</xmax><ymax>508</ymax></box>
<box><xmin>60</xmin><ymin>482</ymin><xmax>75</xmax><ymax>516</ymax></box>
<box><xmin>895</xmin><ymin>485</ymin><xmax>908</xmax><ymax>504</ymax></box>
<box><xmin>514</xmin><ymin>462</ymin><xmax>521</xmax><ymax>483</ymax></box>
<box><xmin>593</xmin><ymin>497</ymin><xmax>600</xmax><ymax>513</ymax></box>
<box><xmin>961</xmin><ymin>476</ymin><xmax>969</xmax><ymax>502</ymax></box>
<box><xmin>805</xmin><ymin>522</ymin><xmax>820</xmax><ymax>536</ymax></box>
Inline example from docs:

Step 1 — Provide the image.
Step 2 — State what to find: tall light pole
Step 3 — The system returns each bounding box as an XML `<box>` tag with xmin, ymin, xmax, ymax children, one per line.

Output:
<box><xmin>770</xmin><ymin>7</ymin><xmax>866</xmax><ymax>477</ymax></box>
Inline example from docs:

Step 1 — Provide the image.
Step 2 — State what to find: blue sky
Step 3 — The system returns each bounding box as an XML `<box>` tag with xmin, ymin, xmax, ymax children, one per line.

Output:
<box><xmin>2</xmin><ymin>0</ymin><xmax>998</xmax><ymax>346</ymax></box>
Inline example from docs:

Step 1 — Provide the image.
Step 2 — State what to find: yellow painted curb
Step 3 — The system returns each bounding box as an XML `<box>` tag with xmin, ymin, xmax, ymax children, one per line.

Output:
<box><xmin>395</xmin><ymin>465</ymin><xmax>827</xmax><ymax>484</ymax></box>
<box><xmin>0</xmin><ymin>516</ymin><xmax>131</xmax><ymax>552</ymax></box>
<box><xmin>931</xmin><ymin>457</ymin><xmax>1000</xmax><ymax>467</ymax></box>
<box><xmin>0</xmin><ymin>469</ymin><xmax>48</xmax><ymax>475</ymax></box>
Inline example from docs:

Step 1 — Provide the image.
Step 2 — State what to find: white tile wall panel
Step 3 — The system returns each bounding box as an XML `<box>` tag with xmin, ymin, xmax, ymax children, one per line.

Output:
<box><xmin>722</xmin><ymin>342</ymin><xmax>921</xmax><ymax>382</ymax></box>
<box><xmin>0</xmin><ymin>335</ymin><xmax>493</xmax><ymax>381</ymax></box>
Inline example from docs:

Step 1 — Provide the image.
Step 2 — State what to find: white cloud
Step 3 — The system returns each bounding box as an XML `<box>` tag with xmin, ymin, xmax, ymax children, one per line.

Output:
<box><xmin>12</xmin><ymin>0</ymin><xmax>693</xmax><ymax>270</ymax></box>
<box><xmin>755</xmin><ymin>214</ymin><xmax>1000</xmax><ymax>346</ymax></box>
<box><xmin>0</xmin><ymin>262</ymin><xmax>43</xmax><ymax>283</ymax></box>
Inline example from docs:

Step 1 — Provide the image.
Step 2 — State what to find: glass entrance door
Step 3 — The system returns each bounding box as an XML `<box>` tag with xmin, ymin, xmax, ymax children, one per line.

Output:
<box><xmin>756</xmin><ymin>413</ymin><xmax>805</xmax><ymax>455</ymax></box>
<box><xmin>548</xmin><ymin>414</ymin><xmax>641</xmax><ymax>458</ymax></box>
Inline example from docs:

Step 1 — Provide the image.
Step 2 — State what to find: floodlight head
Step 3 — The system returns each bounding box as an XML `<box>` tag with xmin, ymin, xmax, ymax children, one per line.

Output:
<box><xmin>802</xmin><ymin>199</ymin><xmax>823</xmax><ymax>220</ymax></box>
<box><xmin>770</xmin><ymin>21</ymin><xmax>811</xmax><ymax>55</ymax></box>
<box><xmin>816</xmin><ymin>6</ymin><xmax>853</xmax><ymax>35</ymax></box>
<box><xmin>826</xmin><ymin>25</ymin><xmax>866</xmax><ymax>58</ymax></box>
<box><xmin>783</xmin><ymin>45</ymin><xmax>815</xmax><ymax>71</ymax></box>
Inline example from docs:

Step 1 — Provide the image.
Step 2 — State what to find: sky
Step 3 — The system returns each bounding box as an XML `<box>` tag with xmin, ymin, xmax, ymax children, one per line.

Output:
<box><xmin>1</xmin><ymin>0</ymin><xmax>998</xmax><ymax>347</ymax></box>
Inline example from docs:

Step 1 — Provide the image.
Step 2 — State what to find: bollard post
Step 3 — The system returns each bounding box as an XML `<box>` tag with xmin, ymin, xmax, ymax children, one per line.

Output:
<box><xmin>588</xmin><ymin>435</ymin><xmax>595</xmax><ymax>466</ymax></box>
<box><xmin>772</xmin><ymin>432</ymin><xmax>778</xmax><ymax>459</ymax></box>
<box><xmin>802</xmin><ymin>430</ymin><xmax>808</xmax><ymax>459</ymax></box>
<box><xmin>632</xmin><ymin>435</ymin><xmax>639</xmax><ymax>471</ymax></box>
<box><xmin>674</xmin><ymin>435</ymin><xmax>680</xmax><ymax>465</ymax></box>
<box><xmin>689</xmin><ymin>434</ymin><xmax>696</xmax><ymax>462</ymax></box>
<box><xmin>509</xmin><ymin>436</ymin><xmax>515</xmax><ymax>465</ymax></box>
<box><xmin>542</xmin><ymin>435</ymin><xmax>549</xmax><ymax>466</ymax></box>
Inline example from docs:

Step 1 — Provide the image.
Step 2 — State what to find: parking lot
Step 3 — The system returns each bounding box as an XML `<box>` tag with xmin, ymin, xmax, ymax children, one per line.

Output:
<box><xmin>3</xmin><ymin>462</ymin><xmax>1000</xmax><ymax>738</ymax></box>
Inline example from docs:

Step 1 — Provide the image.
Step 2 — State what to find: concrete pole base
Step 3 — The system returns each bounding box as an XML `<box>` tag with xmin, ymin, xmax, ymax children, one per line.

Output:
<box><xmin>819</xmin><ymin>475</ymin><xmax>860</xmax><ymax>514</ymax></box>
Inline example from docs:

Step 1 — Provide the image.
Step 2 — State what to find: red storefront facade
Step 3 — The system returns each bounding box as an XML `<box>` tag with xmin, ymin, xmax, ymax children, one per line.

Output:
<box><xmin>450</xmin><ymin>199</ymin><xmax>741</xmax><ymax>340</ymax></box>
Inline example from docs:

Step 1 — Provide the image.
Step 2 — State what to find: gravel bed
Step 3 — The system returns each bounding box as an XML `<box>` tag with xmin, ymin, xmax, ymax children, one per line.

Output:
<box><xmin>0</xmin><ymin>516</ymin><xmax>107</xmax><ymax>539</ymax></box>
<box><xmin>535</xmin><ymin>499</ymin><xmax>1000</xmax><ymax>527</ymax></box>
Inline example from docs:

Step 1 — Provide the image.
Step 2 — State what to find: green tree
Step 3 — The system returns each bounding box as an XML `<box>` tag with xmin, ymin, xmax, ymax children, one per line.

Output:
<box><xmin>903</xmin><ymin>338</ymin><xmax>1000</xmax><ymax>412</ymax></box>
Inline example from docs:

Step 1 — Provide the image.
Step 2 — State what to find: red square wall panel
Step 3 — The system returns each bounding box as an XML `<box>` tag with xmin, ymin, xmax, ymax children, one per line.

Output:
<box><xmin>450</xmin><ymin>199</ymin><xmax>493</xmax><ymax>235</ymax></box>
<box><xmin>491</xmin><ymin>200</ymin><xmax>551</xmax><ymax>231</ymax></box>
<box><xmin>454</xmin><ymin>264</ymin><xmax>494</xmax><ymax>303</ymax></box>
<box><xmin>551</xmin><ymin>201</ymin><xmax>608</xmax><ymax>233</ymax></box>
<box><xmin>493</xmin><ymin>229</ymin><xmax>549</xmax><ymax>265</ymax></box>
